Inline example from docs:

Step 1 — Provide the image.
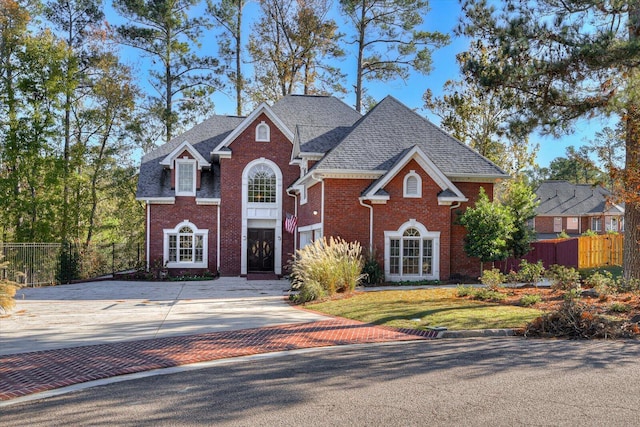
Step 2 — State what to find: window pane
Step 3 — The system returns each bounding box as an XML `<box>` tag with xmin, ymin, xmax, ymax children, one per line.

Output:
<box><xmin>402</xmin><ymin>239</ymin><xmax>419</xmax><ymax>275</ymax></box>
<box><xmin>169</xmin><ymin>235</ymin><xmax>177</xmax><ymax>262</ymax></box>
<box><xmin>422</xmin><ymin>239</ymin><xmax>433</xmax><ymax>275</ymax></box>
<box><xmin>179</xmin><ymin>234</ymin><xmax>193</xmax><ymax>262</ymax></box>
<box><xmin>248</xmin><ymin>165</ymin><xmax>276</xmax><ymax>203</ymax></box>
<box><xmin>195</xmin><ymin>235</ymin><xmax>203</xmax><ymax>262</ymax></box>
<box><xmin>178</xmin><ymin>163</ymin><xmax>194</xmax><ymax>193</ymax></box>
<box><xmin>404</xmin><ymin>228</ymin><xmax>420</xmax><ymax>237</ymax></box>
<box><xmin>390</xmin><ymin>239</ymin><xmax>400</xmax><ymax>274</ymax></box>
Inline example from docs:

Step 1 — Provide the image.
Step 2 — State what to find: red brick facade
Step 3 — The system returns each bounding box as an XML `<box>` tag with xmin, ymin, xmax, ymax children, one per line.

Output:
<box><xmin>144</xmin><ymin>107</ymin><xmax>498</xmax><ymax>281</ymax></box>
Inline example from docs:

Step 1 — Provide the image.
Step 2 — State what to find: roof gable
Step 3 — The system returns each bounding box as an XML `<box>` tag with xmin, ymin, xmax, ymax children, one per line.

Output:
<box><xmin>159</xmin><ymin>141</ymin><xmax>210</xmax><ymax>168</ymax></box>
<box><xmin>211</xmin><ymin>103</ymin><xmax>294</xmax><ymax>156</ymax></box>
<box><xmin>361</xmin><ymin>145</ymin><xmax>466</xmax><ymax>203</ymax></box>
<box><xmin>312</xmin><ymin>96</ymin><xmax>508</xmax><ymax>179</ymax></box>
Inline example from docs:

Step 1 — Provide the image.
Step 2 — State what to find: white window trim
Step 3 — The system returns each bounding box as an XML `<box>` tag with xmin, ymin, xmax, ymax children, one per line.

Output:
<box><xmin>591</xmin><ymin>217</ymin><xmax>602</xmax><ymax>232</ymax></box>
<box><xmin>384</xmin><ymin>219</ymin><xmax>439</xmax><ymax>281</ymax></box>
<box><xmin>403</xmin><ymin>170</ymin><xmax>422</xmax><ymax>198</ymax></box>
<box><xmin>163</xmin><ymin>220</ymin><xmax>208</xmax><ymax>269</ymax></box>
<box><xmin>175</xmin><ymin>159</ymin><xmax>197</xmax><ymax>196</ymax></box>
<box><xmin>256</xmin><ymin>121</ymin><xmax>270</xmax><ymax>142</ymax></box>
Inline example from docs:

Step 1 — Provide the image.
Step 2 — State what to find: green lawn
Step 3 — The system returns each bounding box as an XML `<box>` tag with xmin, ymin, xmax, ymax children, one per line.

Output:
<box><xmin>306</xmin><ymin>288</ymin><xmax>542</xmax><ymax>330</ymax></box>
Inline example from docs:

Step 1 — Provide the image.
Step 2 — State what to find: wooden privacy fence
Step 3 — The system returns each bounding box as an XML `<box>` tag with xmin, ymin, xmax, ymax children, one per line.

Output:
<box><xmin>578</xmin><ymin>234</ymin><xmax>623</xmax><ymax>269</ymax></box>
<box><xmin>497</xmin><ymin>234</ymin><xmax>623</xmax><ymax>272</ymax></box>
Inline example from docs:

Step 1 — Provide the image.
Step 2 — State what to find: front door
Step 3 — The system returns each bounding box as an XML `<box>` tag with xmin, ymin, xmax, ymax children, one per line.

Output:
<box><xmin>247</xmin><ymin>228</ymin><xmax>275</xmax><ymax>272</ymax></box>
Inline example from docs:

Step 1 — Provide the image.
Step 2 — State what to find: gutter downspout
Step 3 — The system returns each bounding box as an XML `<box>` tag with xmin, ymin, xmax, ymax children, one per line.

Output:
<box><xmin>286</xmin><ymin>188</ymin><xmax>298</xmax><ymax>254</ymax></box>
<box><xmin>359</xmin><ymin>198</ymin><xmax>373</xmax><ymax>251</ymax></box>
<box><xmin>311</xmin><ymin>172</ymin><xmax>324</xmax><ymax>237</ymax></box>
<box><xmin>217</xmin><ymin>204</ymin><xmax>221</xmax><ymax>274</ymax></box>
<box><xmin>146</xmin><ymin>202</ymin><xmax>150</xmax><ymax>270</ymax></box>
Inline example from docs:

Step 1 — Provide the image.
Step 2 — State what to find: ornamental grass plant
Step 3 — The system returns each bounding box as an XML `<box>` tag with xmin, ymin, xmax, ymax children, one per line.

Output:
<box><xmin>290</xmin><ymin>237</ymin><xmax>365</xmax><ymax>303</ymax></box>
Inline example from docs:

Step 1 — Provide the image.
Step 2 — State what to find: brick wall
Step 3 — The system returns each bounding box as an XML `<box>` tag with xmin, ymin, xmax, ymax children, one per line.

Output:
<box><xmin>148</xmin><ymin>197</ymin><xmax>218</xmax><ymax>273</ymax></box>
<box><xmin>218</xmin><ymin>113</ymin><xmax>299</xmax><ymax>275</ymax></box>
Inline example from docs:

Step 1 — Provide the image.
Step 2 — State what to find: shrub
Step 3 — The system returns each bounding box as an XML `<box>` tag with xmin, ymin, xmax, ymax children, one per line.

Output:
<box><xmin>456</xmin><ymin>285</ymin><xmax>474</xmax><ymax>297</ymax></box>
<box><xmin>615</xmin><ymin>277</ymin><xmax>640</xmax><ymax>294</ymax></box>
<box><xmin>546</xmin><ymin>265</ymin><xmax>581</xmax><ymax>292</ymax></box>
<box><xmin>472</xmin><ymin>288</ymin><xmax>506</xmax><ymax>302</ymax></box>
<box><xmin>584</xmin><ymin>271</ymin><xmax>616</xmax><ymax>296</ymax></box>
<box><xmin>581</xmin><ymin>229</ymin><xmax>598</xmax><ymax>237</ymax></box>
<box><xmin>289</xmin><ymin>237</ymin><xmax>365</xmax><ymax>303</ymax></box>
<box><xmin>479</xmin><ymin>268</ymin><xmax>504</xmax><ymax>291</ymax></box>
<box><xmin>609</xmin><ymin>302</ymin><xmax>630</xmax><ymax>313</ymax></box>
<box><xmin>520</xmin><ymin>294</ymin><xmax>542</xmax><ymax>307</ymax></box>
<box><xmin>557</xmin><ymin>230</ymin><xmax>570</xmax><ymax>239</ymax></box>
<box><xmin>361</xmin><ymin>255</ymin><xmax>384</xmax><ymax>286</ymax></box>
<box><xmin>290</xmin><ymin>280</ymin><xmax>327</xmax><ymax>303</ymax></box>
<box><xmin>517</xmin><ymin>260</ymin><xmax>545</xmax><ymax>285</ymax></box>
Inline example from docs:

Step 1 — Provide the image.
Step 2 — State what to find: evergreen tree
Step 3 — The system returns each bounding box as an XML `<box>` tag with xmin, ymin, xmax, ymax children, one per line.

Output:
<box><xmin>339</xmin><ymin>0</ymin><xmax>449</xmax><ymax>112</ymax></box>
<box><xmin>113</xmin><ymin>0</ymin><xmax>220</xmax><ymax>142</ymax></box>
<box><xmin>461</xmin><ymin>0</ymin><xmax>640</xmax><ymax>280</ymax></box>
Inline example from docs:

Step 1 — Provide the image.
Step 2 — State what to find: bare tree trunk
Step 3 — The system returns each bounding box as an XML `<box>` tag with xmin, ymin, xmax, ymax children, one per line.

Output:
<box><xmin>624</xmin><ymin>7</ymin><xmax>640</xmax><ymax>281</ymax></box>
<box><xmin>623</xmin><ymin>107</ymin><xmax>640</xmax><ymax>281</ymax></box>
<box><xmin>354</xmin><ymin>0</ymin><xmax>366</xmax><ymax>113</ymax></box>
<box><xmin>235</xmin><ymin>1</ymin><xmax>243</xmax><ymax>116</ymax></box>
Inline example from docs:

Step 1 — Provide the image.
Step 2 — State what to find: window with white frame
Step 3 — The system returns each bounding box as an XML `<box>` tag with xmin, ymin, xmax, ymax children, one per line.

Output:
<box><xmin>176</xmin><ymin>159</ymin><xmax>196</xmax><ymax>196</ymax></box>
<box><xmin>591</xmin><ymin>217</ymin><xmax>602</xmax><ymax>232</ymax></box>
<box><xmin>164</xmin><ymin>221</ymin><xmax>208</xmax><ymax>268</ymax></box>
<box><xmin>609</xmin><ymin>217</ymin><xmax>618</xmax><ymax>232</ymax></box>
<box><xmin>256</xmin><ymin>121</ymin><xmax>270</xmax><ymax>142</ymax></box>
<box><xmin>248</xmin><ymin>163</ymin><xmax>276</xmax><ymax>203</ymax></box>
<box><xmin>386</xmin><ymin>222</ymin><xmax>439</xmax><ymax>280</ymax></box>
<box><xmin>403</xmin><ymin>170</ymin><xmax>422</xmax><ymax>198</ymax></box>
<box><xmin>567</xmin><ymin>217</ymin><xmax>578</xmax><ymax>230</ymax></box>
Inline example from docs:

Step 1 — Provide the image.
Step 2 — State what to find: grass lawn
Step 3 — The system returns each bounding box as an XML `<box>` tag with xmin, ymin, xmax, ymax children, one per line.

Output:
<box><xmin>305</xmin><ymin>288</ymin><xmax>542</xmax><ymax>331</ymax></box>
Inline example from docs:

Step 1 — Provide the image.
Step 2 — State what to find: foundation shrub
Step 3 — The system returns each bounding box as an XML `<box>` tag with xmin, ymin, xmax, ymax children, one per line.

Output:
<box><xmin>547</xmin><ymin>265</ymin><xmax>581</xmax><ymax>292</ymax></box>
<box><xmin>517</xmin><ymin>260</ymin><xmax>545</xmax><ymax>285</ymax></box>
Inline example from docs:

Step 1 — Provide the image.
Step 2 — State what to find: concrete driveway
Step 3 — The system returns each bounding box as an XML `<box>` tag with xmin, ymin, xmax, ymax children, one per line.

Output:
<box><xmin>0</xmin><ymin>278</ymin><xmax>329</xmax><ymax>356</ymax></box>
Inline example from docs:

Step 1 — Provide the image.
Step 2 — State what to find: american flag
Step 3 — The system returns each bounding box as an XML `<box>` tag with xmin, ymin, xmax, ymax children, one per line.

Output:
<box><xmin>284</xmin><ymin>213</ymin><xmax>298</xmax><ymax>234</ymax></box>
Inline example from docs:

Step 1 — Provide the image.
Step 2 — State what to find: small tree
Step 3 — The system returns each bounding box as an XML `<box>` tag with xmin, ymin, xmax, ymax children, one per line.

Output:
<box><xmin>501</xmin><ymin>180</ymin><xmax>538</xmax><ymax>259</ymax></box>
<box><xmin>458</xmin><ymin>187</ymin><xmax>515</xmax><ymax>276</ymax></box>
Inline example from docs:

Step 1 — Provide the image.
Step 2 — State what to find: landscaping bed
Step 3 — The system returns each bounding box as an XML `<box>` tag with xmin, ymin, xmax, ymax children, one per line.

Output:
<box><xmin>459</xmin><ymin>285</ymin><xmax>640</xmax><ymax>322</ymax></box>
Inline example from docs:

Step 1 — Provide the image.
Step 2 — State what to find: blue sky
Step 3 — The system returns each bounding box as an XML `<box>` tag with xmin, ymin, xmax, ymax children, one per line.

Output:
<box><xmin>109</xmin><ymin>0</ymin><xmax>612</xmax><ymax>168</ymax></box>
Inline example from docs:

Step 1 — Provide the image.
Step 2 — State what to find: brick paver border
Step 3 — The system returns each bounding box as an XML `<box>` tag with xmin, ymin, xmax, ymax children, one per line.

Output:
<box><xmin>0</xmin><ymin>319</ymin><xmax>436</xmax><ymax>401</ymax></box>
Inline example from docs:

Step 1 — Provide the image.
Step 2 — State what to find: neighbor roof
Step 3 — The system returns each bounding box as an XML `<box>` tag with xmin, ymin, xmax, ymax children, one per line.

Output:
<box><xmin>312</xmin><ymin>96</ymin><xmax>508</xmax><ymax>178</ymax></box>
<box><xmin>535</xmin><ymin>181</ymin><xmax>624</xmax><ymax>216</ymax></box>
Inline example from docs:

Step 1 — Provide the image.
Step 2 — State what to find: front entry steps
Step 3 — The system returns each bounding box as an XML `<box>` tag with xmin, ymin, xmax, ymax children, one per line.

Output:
<box><xmin>246</xmin><ymin>272</ymin><xmax>279</xmax><ymax>280</ymax></box>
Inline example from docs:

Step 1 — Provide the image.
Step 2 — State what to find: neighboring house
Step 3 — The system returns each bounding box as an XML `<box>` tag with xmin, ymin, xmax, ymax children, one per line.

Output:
<box><xmin>533</xmin><ymin>180</ymin><xmax>625</xmax><ymax>238</ymax></box>
<box><xmin>136</xmin><ymin>95</ymin><xmax>508</xmax><ymax>281</ymax></box>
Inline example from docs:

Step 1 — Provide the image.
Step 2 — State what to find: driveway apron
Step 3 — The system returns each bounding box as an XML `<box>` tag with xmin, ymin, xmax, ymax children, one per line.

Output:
<box><xmin>0</xmin><ymin>278</ymin><xmax>327</xmax><ymax>356</ymax></box>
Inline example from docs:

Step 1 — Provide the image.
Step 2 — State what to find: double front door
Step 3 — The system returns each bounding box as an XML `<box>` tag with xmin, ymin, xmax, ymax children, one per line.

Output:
<box><xmin>247</xmin><ymin>228</ymin><xmax>275</xmax><ymax>272</ymax></box>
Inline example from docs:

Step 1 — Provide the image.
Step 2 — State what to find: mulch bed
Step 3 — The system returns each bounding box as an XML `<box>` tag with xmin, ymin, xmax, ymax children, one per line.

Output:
<box><xmin>487</xmin><ymin>286</ymin><xmax>640</xmax><ymax>322</ymax></box>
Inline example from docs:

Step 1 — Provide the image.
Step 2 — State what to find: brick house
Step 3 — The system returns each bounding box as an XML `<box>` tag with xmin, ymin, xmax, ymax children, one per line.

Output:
<box><xmin>533</xmin><ymin>180</ymin><xmax>625</xmax><ymax>238</ymax></box>
<box><xmin>136</xmin><ymin>95</ymin><xmax>508</xmax><ymax>281</ymax></box>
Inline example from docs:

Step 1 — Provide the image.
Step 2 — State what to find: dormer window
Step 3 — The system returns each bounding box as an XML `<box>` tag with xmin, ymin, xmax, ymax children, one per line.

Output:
<box><xmin>176</xmin><ymin>159</ymin><xmax>196</xmax><ymax>196</ymax></box>
<box><xmin>403</xmin><ymin>170</ymin><xmax>422</xmax><ymax>198</ymax></box>
<box><xmin>256</xmin><ymin>121</ymin><xmax>270</xmax><ymax>142</ymax></box>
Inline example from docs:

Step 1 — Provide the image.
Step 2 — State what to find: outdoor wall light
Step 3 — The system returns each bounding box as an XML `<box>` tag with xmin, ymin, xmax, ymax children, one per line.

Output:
<box><xmin>313</xmin><ymin>210</ymin><xmax>318</xmax><ymax>216</ymax></box>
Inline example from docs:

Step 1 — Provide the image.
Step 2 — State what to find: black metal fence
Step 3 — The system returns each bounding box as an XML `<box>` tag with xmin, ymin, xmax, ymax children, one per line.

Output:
<box><xmin>1</xmin><ymin>242</ymin><xmax>143</xmax><ymax>286</ymax></box>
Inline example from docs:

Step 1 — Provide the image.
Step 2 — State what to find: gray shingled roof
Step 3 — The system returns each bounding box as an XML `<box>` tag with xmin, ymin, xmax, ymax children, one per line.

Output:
<box><xmin>535</xmin><ymin>181</ymin><xmax>624</xmax><ymax>215</ymax></box>
<box><xmin>270</xmin><ymin>95</ymin><xmax>361</xmax><ymax>131</ymax></box>
<box><xmin>136</xmin><ymin>115</ymin><xmax>244</xmax><ymax>199</ymax></box>
<box><xmin>296</xmin><ymin>125</ymin><xmax>354</xmax><ymax>154</ymax></box>
<box><xmin>313</xmin><ymin>96</ymin><xmax>508</xmax><ymax>177</ymax></box>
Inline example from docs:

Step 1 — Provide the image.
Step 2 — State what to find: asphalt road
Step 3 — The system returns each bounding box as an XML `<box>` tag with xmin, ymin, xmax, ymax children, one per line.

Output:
<box><xmin>3</xmin><ymin>338</ymin><xmax>640</xmax><ymax>426</ymax></box>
